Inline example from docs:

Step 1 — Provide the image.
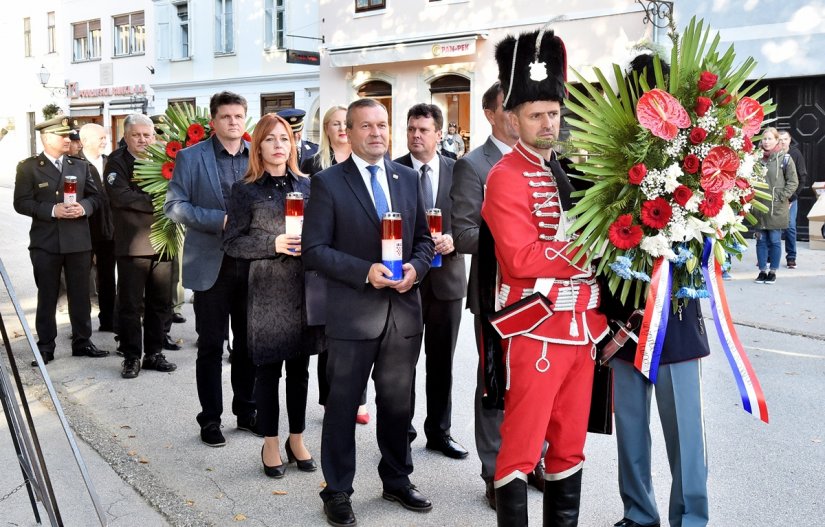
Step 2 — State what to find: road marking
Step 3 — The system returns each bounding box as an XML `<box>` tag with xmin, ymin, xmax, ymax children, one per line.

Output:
<box><xmin>745</xmin><ymin>346</ymin><xmax>824</xmax><ymax>359</ymax></box>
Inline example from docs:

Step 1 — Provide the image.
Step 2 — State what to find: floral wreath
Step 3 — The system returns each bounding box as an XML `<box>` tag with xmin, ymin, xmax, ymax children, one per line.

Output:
<box><xmin>132</xmin><ymin>103</ymin><xmax>252</xmax><ymax>258</ymax></box>
<box><xmin>564</xmin><ymin>17</ymin><xmax>775</xmax><ymax>306</ymax></box>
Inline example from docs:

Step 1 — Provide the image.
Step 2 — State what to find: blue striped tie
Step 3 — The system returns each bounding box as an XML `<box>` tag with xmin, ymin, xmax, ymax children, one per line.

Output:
<box><xmin>367</xmin><ymin>165</ymin><xmax>389</xmax><ymax>220</ymax></box>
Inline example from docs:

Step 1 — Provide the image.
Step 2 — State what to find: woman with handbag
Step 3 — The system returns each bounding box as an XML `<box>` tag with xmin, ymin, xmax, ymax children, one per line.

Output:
<box><xmin>223</xmin><ymin>113</ymin><xmax>323</xmax><ymax>478</ymax></box>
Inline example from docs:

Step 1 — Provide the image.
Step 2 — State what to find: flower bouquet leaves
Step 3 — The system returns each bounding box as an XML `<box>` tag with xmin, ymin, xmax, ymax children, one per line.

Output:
<box><xmin>564</xmin><ymin>17</ymin><xmax>775</xmax><ymax>307</ymax></box>
<box><xmin>132</xmin><ymin>103</ymin><xmax>253</xmax><ymax>258</ymax></box>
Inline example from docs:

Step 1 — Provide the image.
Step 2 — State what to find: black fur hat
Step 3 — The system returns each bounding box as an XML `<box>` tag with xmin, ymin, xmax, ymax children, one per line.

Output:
<box><xmin>495</xmin><ymin>27</ymin><xmax>567</xmax><ymax>111</ymax></box>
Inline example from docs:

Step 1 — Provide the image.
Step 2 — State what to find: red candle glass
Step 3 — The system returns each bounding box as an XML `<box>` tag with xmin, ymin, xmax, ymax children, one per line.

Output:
<box><xmin>64</xmin><ymin>175</ymin><xmax>77</xmax><ymax>204</ymax></box>
<box><xmin>426</xmin><ymin>208</ymin><xmax>442</xmax><ymax>267</ymax></box>
<box><xmin>382</xmin><ymin>212</ymin><xmax>403</xmax><ymax>280</ymax></box>
<box><xmin>285</xmin><ymin>192</ymin><xmax>303</xmax><ymax>236</ymax></box>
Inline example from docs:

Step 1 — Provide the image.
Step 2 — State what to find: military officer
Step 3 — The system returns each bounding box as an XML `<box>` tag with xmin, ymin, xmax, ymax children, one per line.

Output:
<box><xmin>13</xmin><ymin>116</ymin><xmax>109</xmax><ymax>364</ymax></box>
<box><xmin>277</xmin><ymin>108</ymin><xmax>318</xmax><ymax>166</ymax></box>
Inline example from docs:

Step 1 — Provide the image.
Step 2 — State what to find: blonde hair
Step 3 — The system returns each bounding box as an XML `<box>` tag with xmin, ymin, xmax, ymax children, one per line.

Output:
<box><xmin>761</xmin><ymin>126</ymin><xmax>780</xmax><ymax>141</ymax></box>
<box><xmin>315</xmin><ymin>105</ymin><xmax>348</xmax><ymax>171</ymax></box>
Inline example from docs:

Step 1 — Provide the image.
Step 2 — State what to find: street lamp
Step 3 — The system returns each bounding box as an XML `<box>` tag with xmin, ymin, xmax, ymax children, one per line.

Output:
<box><xmin>636</xmin><ymin>0</ymin><xmax>674</xmax><ymax>29</ymax></box>
<box><xmin>37</xmin><ymin>65</ymin><xmax>68</xmax><ymax>96</ymax></box>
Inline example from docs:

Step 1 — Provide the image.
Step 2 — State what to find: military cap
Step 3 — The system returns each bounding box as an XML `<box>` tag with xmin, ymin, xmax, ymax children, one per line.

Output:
<box><xmin>35</xmin><ymin>116</ymin><xmax>79</xmax><ymax>135</ymax></box>
<box><xmin>68</xmin><ymin>130</ymin><xmax>81</xmax><ymax>141</ymax></box>
<box><xmin>276</xmin><ymin>108</ymin><xmax>307</xmax><ymax>132</ymax></box>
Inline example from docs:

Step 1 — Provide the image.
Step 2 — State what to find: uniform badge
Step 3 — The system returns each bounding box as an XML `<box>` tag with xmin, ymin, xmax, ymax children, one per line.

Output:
<box><xmin>107</xmin><ymin>172</ymin><xmax>117</xmax><ymax>185</ymax></box>
<box><xmin>38</xmin><ymin>182</ymin><xmax>49</xmax><ymax>188</ymax></box>
<box><xmin>39</xmin><ymin>160</ymin><xmax>45</xmax><ymax>166</ymax></box>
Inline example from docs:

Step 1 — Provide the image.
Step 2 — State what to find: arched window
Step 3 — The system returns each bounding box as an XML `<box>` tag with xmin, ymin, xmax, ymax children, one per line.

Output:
<box><xmin>429</xmin><ymin>74</ymin><xmax>470</xmax><ymax>157</ymax></box>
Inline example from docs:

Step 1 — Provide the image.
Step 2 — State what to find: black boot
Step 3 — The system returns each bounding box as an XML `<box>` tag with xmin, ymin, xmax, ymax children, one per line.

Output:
<box><xmin>543</xmin><ymin>469</ymin><xmax>582</xmax><ymax>527</ymax></box>
<box><xmin>495</xmin><ymin>478</ymin><xmax>528</xmax><ymax>527</ymax></box>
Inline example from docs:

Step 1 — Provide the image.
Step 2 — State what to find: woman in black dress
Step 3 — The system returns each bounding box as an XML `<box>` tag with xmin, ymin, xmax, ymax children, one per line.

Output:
<box><xmin>224</xmin><ymin>113</ymin><xmax>322</xmax><ymax>477</ymax></box>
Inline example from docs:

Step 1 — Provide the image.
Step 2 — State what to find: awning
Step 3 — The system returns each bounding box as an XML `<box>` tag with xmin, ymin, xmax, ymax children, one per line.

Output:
<box><xmin>325</xmin><ymin>32</ymin><xmax>486</xmax><ymax>68</ymax></box>
<box><xmin>69</xmin><ymin>103</ymin><xmax>103</xmax><ymax>117</ymax></box>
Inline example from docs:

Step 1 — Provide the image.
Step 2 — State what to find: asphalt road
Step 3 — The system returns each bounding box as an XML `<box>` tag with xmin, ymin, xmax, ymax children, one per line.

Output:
<box><xmin>1</xmin><ymin>184</ymin><xmax>823</xmax><ymax>526</ymax></box>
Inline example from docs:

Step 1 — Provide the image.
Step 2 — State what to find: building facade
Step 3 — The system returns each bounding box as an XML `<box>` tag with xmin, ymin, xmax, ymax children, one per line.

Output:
<box><xmin>150</xmin><ymin>0</ymin><xmax>322</xmax><ymax>141</ymax></box>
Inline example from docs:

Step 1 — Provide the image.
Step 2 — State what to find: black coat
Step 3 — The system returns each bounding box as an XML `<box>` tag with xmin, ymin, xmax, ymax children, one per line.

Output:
<box><xmin>77</xmin><ymin>151</ymin><xmax>114</xmax><ymax>241</ymax></box>
<box><xmin>13</xmin><ymin>153</ymin><xmax>101</xmax><ymax>254</ymax></box>
<box><xmin>104</xmin><ymin>146</ymin><xmax>156</xmax><ymax>257</ymax></box>
<box><xmin>223</xmin><ymin>170</ymin><xmax>323</xmax><ymax>365</ymax></box>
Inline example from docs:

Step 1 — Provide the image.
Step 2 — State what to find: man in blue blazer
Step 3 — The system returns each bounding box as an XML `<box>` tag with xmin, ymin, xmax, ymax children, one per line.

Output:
<box><xmin>303</xmin><ymin>98</ymin><xmax>435</xmax><ymax>527</ymax></box>
<box><xmin>394</xmin><ymin>103</ymin><xmax>468</xmax><ymax>460</ymax></box>
<box><xmin>164</xmin><ymin>91</ymin><xmax>257</xmax><ymax>447</ymax></box>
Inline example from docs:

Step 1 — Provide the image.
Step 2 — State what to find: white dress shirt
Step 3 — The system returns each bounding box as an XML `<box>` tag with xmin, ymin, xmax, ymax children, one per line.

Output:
<box><xmin>409</xmin><ymin>153</ymin><xmax>440</xmax><ymax>207</ymax></box>
<box><xmin>351</xmin><ymin>153</ymin><xmax>393</xmax><ymax>211</ymax></box>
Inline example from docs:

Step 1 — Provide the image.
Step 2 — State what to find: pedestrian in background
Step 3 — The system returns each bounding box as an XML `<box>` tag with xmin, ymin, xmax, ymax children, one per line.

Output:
<box><xmin>754</xmin><ymin>127</ymin><xmax>798</xmax><ymax>284</ymax></box>
<box><xmin>441</xmin><ymin>122</ymin><xmax>465</xmax><ymax>159</ymax></box>
<box><xmin>223</xmin><ymin>113</ymin><xmax>322</xmax><ymax>478</ymax></box>
<box><xmin>778</xmin><ymin>130</ymin><xmax>807</xmax><ymax>269</ymax></box>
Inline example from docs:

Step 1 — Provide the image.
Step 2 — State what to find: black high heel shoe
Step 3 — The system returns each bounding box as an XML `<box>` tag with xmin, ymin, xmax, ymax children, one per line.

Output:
<box><xmin>285</xmin><ymin>440</ymin><xmax>317</xmax><ymax>472</ymax></box>
<box><xmin>261</xmin><ymin>445</ymin><xmax>286</xmax><ymax>478</ymax></box>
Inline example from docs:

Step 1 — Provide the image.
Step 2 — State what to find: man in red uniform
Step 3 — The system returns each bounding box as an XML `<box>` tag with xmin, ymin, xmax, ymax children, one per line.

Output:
<box><xmin>480</xmin><ymin>28</ymin><xmax>608</xmax><ymax>526</ymax></box>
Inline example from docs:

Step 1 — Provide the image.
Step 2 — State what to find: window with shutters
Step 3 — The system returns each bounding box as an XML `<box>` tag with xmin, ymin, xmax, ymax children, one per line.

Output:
<box><xmin>72</xmin><ymin>20</ymin><xmax>102</xmax><ymax>62</ymax></box>
<box><xmin>215</xmin><ymin>0</ymin><xmax>234</xmax><ymax>54</ymax></box>
<box><xmin>264</xmin><ymin>0</ymin><xmax>285</xmax><ymax>50</ymax></box>
<box><xmin>23</xmin><ymin>18</ymin><xmax>32</xmax><ymax>57</ymax></box>
<box><xmin>113</xmin><ymin>12</ymin><xmax>145</xmax><ymax>57</ymax></box>
<box><xmin>355</xmin><ymin>0</ymin><xmax>385</xmax><ymax>12</ymax></box>
<box><xmin>174</xmin><ymin>1</ymin><xmax>190</xmax><ymax>58</ymax></box>
<box><xmin>47</xmin><ymin>12</ymin><xmax>56</xmax><ymax>53</ymax></box>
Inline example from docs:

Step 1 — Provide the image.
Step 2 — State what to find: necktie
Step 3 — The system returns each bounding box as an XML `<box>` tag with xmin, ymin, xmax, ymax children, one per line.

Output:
<box><xmin>420</xmin><ymin>164</ymin><xmax>434</xmax><ymax>210</ymax></box>
<box><xmin>367</xmin><ymin>165</ymin><xmax>389</xmax><ymax>220</ymax></box>
<box><xmin>55</xmin><ymin>158</ymin><xmax>62</xmax><ymax>172</ymax></box>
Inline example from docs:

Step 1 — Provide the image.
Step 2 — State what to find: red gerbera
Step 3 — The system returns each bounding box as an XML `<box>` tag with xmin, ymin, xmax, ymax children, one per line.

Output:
<box><xmin>186</xmin><ymin>137</ymin><xmax>199</xmax><ymax>147</ymax></box>
<box><xmin>673</xmin><ymin>185</ymin><xmax>693</xmax><ymax>207</ymax></box>
<box><xmin>636</xmin><ymin>89</ymin><xmax>691</xmax><ymax>140</ymax></box>
<box><xmin>683</xmin><ymin>154</ymin><xmax>700</xmax><ymax>174</ymax></box>
<box><xmin>608</xmin><ymin>214</ymin><xmax>644</xmax><ymax>250</ymax></box>
<box><xmin>735</xmin><ymin>97</ymin><xmax>765</xmax><ymax>138</ymax></box>
<box><xmin>165</xmin><ymin>141</ymin><xmax>183</xmax><ymax>159</ymax></box>
<box><xmin>628</xmin><ymin>163</ymin><xmax>647</xmax><ymax>185</ymax></box>
<box><xmin>700</xmin><ymin>146</ymin><xmax>740</xmax><ymax>193</ymax></box>
<box><xmin>699</xmin><ymin>192</ymin><xmax>725</xmax><ymax>217</ymax></box>
<box><xmin>161</xmin><ymin>161</ymin><xmax>175</xmax><ymax>180</ymax></box>
<box><xmin>242</xmin><ymin>131</ymin><xmax>252</xmax><ymax>142</ymax></box>
<box><xmin>641</xmin><ymin>197</ymin><xmax>673</xmax><ymax>229</ymax></box>
<box><xmin>187</xmin><ymin>123</ymin><xmax>206</xmax><ymax>141</ymax></box>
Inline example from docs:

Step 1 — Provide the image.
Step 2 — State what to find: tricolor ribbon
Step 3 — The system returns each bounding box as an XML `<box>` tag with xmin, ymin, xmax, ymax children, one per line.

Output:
<box><xmin>701</xmin><ymin>238</ymin><xmax>769</xmax><ymax>423</ymax></box>
<box><xmin>633</xmin><ymin>256</ymin><xmax>672</xmax><ymax>383</ymax></box>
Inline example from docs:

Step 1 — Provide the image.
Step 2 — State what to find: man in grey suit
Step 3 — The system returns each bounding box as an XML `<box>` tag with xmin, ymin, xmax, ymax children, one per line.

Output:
<box><xmin>303</xmin><ymin>98</ymin><xmax>435</xmax><ymax>527</ymax></box>
<box><xmin>394</xmin><ymin>103</ymin><xmax>468</xmax><ymax>459</ymax></box>
<box><xmin>13</xmin><ymin>116</ymin><xmax>108</xmax><ymax>364</ymax></box>
<box><xmin>164</xmin><ymin>91</ymin><xmax>257</xmax><ymax>447</ymax></box>
<box><xmin>450</xmin><ymin>82</ymin><xmax>533</xmax><ymax>508</ymax></box>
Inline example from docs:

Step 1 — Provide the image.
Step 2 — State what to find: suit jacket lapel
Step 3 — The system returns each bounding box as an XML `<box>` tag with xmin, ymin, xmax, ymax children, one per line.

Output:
<box><xmin>200</xmin><ymin>139</ymin><xmax>225</xmax><ymax>207</ymax></box>
<box><xmin>37</xmin><ymin>153</ymin><xmax>62</xmax><ymax>183</ymax></box>
<box><xmin>342</xmin><ymin>158</ymin><xmax>381</xmax><ymax>230</ymax></box>
<box><xmin>435</xmin><ymin>154</ymin><xmax>451</xmax><ymax>209</ymax></box>
<box><xmin>482</xmin><ymin>137</ymin><xmax>502</xmax><ymax>172</ymax></box>
<box><xmin>384</xmin><ymin>160</ymin><xmax>403</xmax><ymax>216</ymax></box>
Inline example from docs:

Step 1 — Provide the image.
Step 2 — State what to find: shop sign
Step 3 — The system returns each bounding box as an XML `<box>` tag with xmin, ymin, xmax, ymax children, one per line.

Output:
<box><xmin>75</xmin><ymin>85</ymin><xmax>147</xmax><ymax>99</ymax></box>
<box><xmin>431</xmin><ymin>40</ymin><xmax>475</xmax><ymax>58</ymax></box>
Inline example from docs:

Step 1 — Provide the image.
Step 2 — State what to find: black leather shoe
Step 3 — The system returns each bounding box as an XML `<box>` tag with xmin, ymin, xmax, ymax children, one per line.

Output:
<box><xmin>614</xmin><ymin>518</ymin><xmax>660</xmax><ymax>527</ymax></box>
<box><xmin>98</xmin><ymin>324</ymin><xmax>115</xmax><ymax>333</ymax></box>
<box><xmin>72</xmin><ymin>343</ymin><xmax>110</xmax><ymax>358</ymax></box>
<box><xmin>382</xmin><ymin>484</ymin><xmax>433</xmax><ymax>512</ymax></box>
<box><xmin>121</xmin><ymin>358</ymin><xmax>141</xmax><ymax>379</ymax></box>
<box><xmin>201</xmin><ymin>424</ymin><xmax>226</xmax><ymax>447</ymax></box>
<box><xmin>527</xmin><ymin>459</ymin><xmax>545</xmax><ymax>492</ymax></box>
<box><xmin>172</xmin><ymin>313</ymin><xmax>187</xmax><ymax>323</ymax></box>
<box><xmin>162</xmin><ymin>334</ymin><xmax>181</xmax><ymax>351</ymax></box>
<box><xmin>237</xmin><ymin>414</ymin><xmax>264</xmax><ymax>438</ymax></box>
<box><xmin>32</xmin><ymin>351</ymin><xmax>55</xmax><ymax>366</ymax></box>
<box><xmin>142</xmin><ymin>353</ymin><xmax>177</xmax><ymax>372</ymax></box>
<box><xmin>485</xmin><ymin>480</ymin><xmax>496</xmax><ymax>510</ymax></box>
<box><xmin>425</xmin><ymin>436</ymin><xmax>468</xmax><ymax>459</ymax></box>
<box><xmin>261</xmin><ymin>445</ymin><xmax>285</xmax><ymax>478</ymax></box>
<box><xmin>285</xmin><ymin>439</ymin><xmax>317</xmax><ymax>472</ymax></box>
<box><xmin>324</xmin><ymin>492</ymin><xmax>356</xmax><ymax>527</ymax></box>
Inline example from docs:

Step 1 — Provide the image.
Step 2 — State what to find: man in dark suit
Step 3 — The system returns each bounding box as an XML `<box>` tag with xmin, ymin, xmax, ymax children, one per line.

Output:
<box><xmin>78</xmin><ymin>123</ymin><xmax>116</xmax><ymax>332</ymax></box>
<box><xmin>277</xmin><ymin>108</ymin><xmax>318</xmax><ymax>166</ymax></box>
<box><xmin>165</xmin><ymin>91</ymin><xmax>258</xmax><ymax>447</ymax></box>
<box><xmin>303</xmin><ymin>98</ymin><xmax>435</xmax><ymax>527</ymax></box>
<box><xmin>394</xmin><ymin>103</ymin><xmax>467</xmax><ymax>459</ymax></box>
<box><xmin>105</xmin><ymin>113</ymin><xmax>177</xmax><ymax>380</ymax></box>
<box><xmin>13</xmin><ymin>116</ymin><xmax>108</xmax><ymax>364</ymax></box>
<box><xmin>449</xmin><ymin>81</ymin><xmax>524</xmax><ymax>508</ymax></box>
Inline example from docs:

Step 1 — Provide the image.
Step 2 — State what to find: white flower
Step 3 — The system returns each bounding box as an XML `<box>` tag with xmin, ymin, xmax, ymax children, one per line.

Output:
<box><xmin>663</xmin><ymin>163</ymin><xmax>681</xmax><ymax>192</ymax></box>
<box><xmin>640</xmin><ymin>234</ymin><xmax>676</xmax><ymax>259</ymax></box>
<box><xmin>668</xmin><ymin>220</ymin><xmax>690</xmax><ymax>242</ymax></box>
<box><xmin>687</xmin><ymin>216</ymin><xmax>714</xmax><ymax>243</ymax></box>
<box><xmin>712</xmin><ymin>203</ymin><xmax>736</xmax><ymax>228</ymax></box>
<box><xmin>685</xmin><ymin>194</ymin><xmax>701</xmax><ymax>213</ymax></box>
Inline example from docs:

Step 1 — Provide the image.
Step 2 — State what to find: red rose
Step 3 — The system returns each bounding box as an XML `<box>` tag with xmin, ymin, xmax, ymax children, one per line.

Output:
<box><xmin>714</xmin><ymin>89</ymin><xmax>732</xmax><ymax>106</ymax></box>
<box><xmin>743</xmin><ymin>136</ymin><xmax>754</xmax><ymax>153</ymax></box>
<box><xmin>242</xmin><ymin>132</ymin><xmax>252</xmax><ymax>142</ymax></box>
<box><xmin>683</xmin><ymin>154</ymin><xmax>700</xmax><ymax>174</ymax></box>
<box><xmin>697</xmin><ymin>71</ymin><xmax>718</xmax><ymax>92</ymax></box>
<box><xmin>608</xmin><ymin>214</ymin><xmax>644</xmax><ymax>250</ymax></box>
<box><xmin>740</xmin><ymin>191</ymin><xmax>755</xmax><ymax>204</ymax></box>
<box><xmin>641</xmin><ymin>197</ymin><xmax>673</xmax><ymax>229</ymax></box>
<box><xmin>699</xmin><ymin>192</ymin><xmax>725</xmax><ymax>217</ymax></box>
<box><xmin>694</xmin><ymin>96</ymin><xmax>712</xmax><ymax>117</ymax></box>
<box><xmin>187</xmin><ymin>123</ymin><xmax>205</xmax><ymax>141</ymax></box>
<box><xmin>724</xmin><ymin>125</ymin><xmax>736</xmax><ymax>140</ymax></box>
<box><xmin>165</xmin><ymin>141</ymin><xmax>183</xmax><ymax>159</ymax></box>
<box><xmin>161</xmin><ymin>161</ymin><xmax>175</xmax><ymax>180</ymax></box>
<box><xmin>673</xmin><ymin>185</ymin><xmax>693</xmax><ymax>207</ymax></box>
<box><xmin>628</xmin><ymin>163</ymin><xmax>647</xmax><ymax>185</ymax></box>
<box><xmin>689</xmin><ymin>127</ymin><xmax>708</xmax><ymax>145</ymax></box>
